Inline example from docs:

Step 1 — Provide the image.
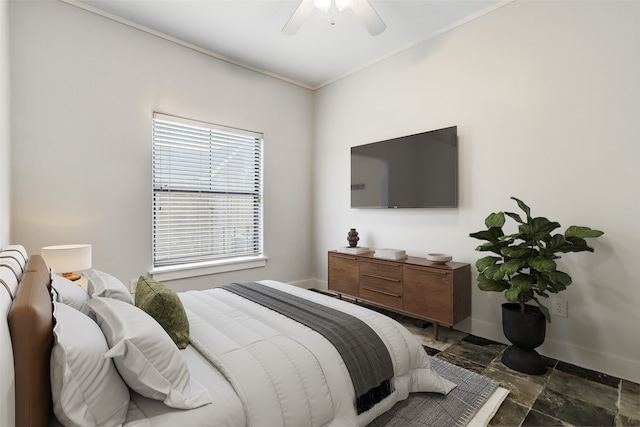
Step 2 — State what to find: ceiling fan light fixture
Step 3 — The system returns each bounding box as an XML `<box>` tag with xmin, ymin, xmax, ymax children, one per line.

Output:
<box><xmin>335</xmin><ymin>0</ymin><xmax>354</xmax><ymax>11</ymax></box>
<box><xmin>313</xmin><ymin>0</ymin><xmax>331</xmax><ymax>12</ymax></box>
<box><xmin>314</xmin><ymin>0</ymin><xmax>353</xmax><ymax>12</ymax></box>
<box><xmin>284</xmin><ymin>0</ymin><xmax>385</xmax><ymax>36</ymax></box>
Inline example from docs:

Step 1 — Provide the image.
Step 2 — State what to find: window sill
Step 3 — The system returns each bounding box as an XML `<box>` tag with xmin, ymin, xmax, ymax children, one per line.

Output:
<box><xmin>149</xmin><ymin>255</ymin><xmax>268</xmax><ymax>282</ymax></box>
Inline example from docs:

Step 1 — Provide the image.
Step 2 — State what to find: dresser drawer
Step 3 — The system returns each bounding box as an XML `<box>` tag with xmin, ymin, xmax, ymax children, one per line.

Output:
<box><xmin>360</xmin><ymin>259</ymin><xmax>402</xmax><ymax>281</ymax></box>
<box><xmin>359</xmin><ymin>260</ymin><xmax>403</xmax><ymax>309</ymax></box>
<box><xmin>359</xmin><ymin>285</ymin><xmax>403</xmax><ymax>309</ymax></box>
<box><xmin>359</xmin><ymin>273</ymin><xmax>403</xmax><ymax>295</ymax></box>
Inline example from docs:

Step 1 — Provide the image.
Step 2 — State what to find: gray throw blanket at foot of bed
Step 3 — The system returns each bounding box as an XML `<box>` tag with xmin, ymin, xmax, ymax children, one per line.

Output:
<box><xmin>222</xmin><ymin>282</ymin><xmax>395</xmax><ymax>414</ymax></box>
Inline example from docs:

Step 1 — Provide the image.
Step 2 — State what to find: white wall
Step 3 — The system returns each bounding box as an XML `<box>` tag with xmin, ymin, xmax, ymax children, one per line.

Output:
<box><xmin>0</xmin><ymin>2</ymin><xmax>15</xmax><ymax>427</ymax></box>
<box><xmin>9</xmin><ymin>0</ymin><xmax>314</xmax><ymax>291</ymax></box>
<box><xmin>0</xmin><ymin>0</ymin><xmax>9</xmax><ymax>247</ymax></box>
<box><xmin>313</xmin><ymin>1</ymin><xmax>640</xmax><ymax>382</ymax></box>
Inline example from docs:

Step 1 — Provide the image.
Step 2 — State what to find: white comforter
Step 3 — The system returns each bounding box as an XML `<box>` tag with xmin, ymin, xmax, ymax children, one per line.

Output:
<box><xmin>179</xmin><ymin>280</ymin><xmax>455</xmax><ymax>427</ymax></box>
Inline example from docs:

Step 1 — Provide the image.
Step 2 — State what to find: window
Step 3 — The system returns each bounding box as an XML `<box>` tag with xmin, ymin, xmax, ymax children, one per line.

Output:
<box><xmin>152</xmin><ymin>113</ymin><xmax>263</xmax><ymax>273</ymax></box>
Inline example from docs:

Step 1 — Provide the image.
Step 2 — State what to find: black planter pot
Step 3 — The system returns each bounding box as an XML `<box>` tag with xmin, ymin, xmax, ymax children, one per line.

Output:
<box><xmin>501</xmin><ymin>303</ymin><xmax>547</xmax><ymax>375</ymax></box>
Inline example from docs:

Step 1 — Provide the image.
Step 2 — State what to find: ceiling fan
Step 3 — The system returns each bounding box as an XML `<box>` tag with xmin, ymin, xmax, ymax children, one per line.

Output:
<box><xmin>282</xmin><ymin>0</ymin><xmax>386</xmax><ymax>36</ymax></box>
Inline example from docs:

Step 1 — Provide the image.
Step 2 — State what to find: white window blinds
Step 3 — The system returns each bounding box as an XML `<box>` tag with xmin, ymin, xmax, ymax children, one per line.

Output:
<box><xmin>152</xmin><ymin>113</ymin><xmax>263</xmax><ymax>268</ymax></box>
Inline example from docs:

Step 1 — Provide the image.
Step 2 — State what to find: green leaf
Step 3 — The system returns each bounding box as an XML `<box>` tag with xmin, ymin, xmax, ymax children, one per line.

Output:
<box><xmin>565</xmin><ymin>226</ymin><xmax>604</xmax><ymax>239</ymax></box>
<box><xmin>470</xmin><ymin>227</ymin><xmax>505</xmax><ymax>243</ymax></box>
<box><xmin>504</xmin><ymin>211</ymin><xmax>524</xmax><ymax>224</ymax></box>
<box><xmin>511</xmin><ymin>197</ymin><xmax>531</xmax><ymax>220</ymax></box>
<box><xmin>474</xmin><ymin>242</ymin><xmax>506</xmax><ymax>256</ymax></box>
<box><xmin>535</xmin><ymin>282</ymin><xmax>548</xmax><ymax>295</ymax></box>
<box><xmin>500</xmin><ymin>258</ymin><xmax>527</xmax><ymax>275</ymax></box>
<box><xmin>477</xmin><ymin>274</ymin><xmax>510</xmax><ymax>292</ymax></box>
<box><xmin>547</xmin><ymin>270</ymin><xmax>572</xmax><ymax>288</ymax></box>
<box><xmin>476</xmin><ymin>256</ymin><xmax>501</xmax><ymax>272</ymax></box>
<box><xmin>485</xmin><ymin>212</ymin><xmax>505</xmax><ymax>229</ymax></box>
<box><xmin>563</xmin><ymin>236</ymin><xmax>595</xmax><ymax>253</ymax></box>
<box><xmin>533</xmin><ymin>272</ymin><xmax>551</xmax><ymax>294</ymax></box>
<box><xmin>512</xmin><ymin>274</ymin><xmax>534</xmax><ymax>291</ymax></box>
<box><xmin>547</xmin><ymin>234</ymin><xmax>573</xmax><ymax>252</ymax></box>
<box><xmin>498</xmin><ymin>232</ymin><xmax>522</xmax><ymax>243</ymax></box>
<box><xmin>532</xmin><ymin>296</ymin><xmax>551</xmax><ymax>323</ymax></box>
<box><xmin>501</xmin><ymin>246</ymin><xmax>532</xmax><ymax>258</ymax></box>
<box><xmin>505</xmin><ymin>286</ymin><xmax>521</xmax><ymax>302</ymax></box>
<box><xmin>529</xmin><ymin>217</ymin><xmax>561</xmax><ymax>241</ymax></box>
<box><xmin>538</xmin><ymin>270</ymin><xmax>571</xmax><ymax>293</ymax></box>
<box><xmin>485</xmin><ymin>264</ymin><xmax>505</xmax><ymax>280</ymax></box>
<box><xmin>504</xmin><ymin>286</ymin><xmax>531</xmax><ymax>302</ymax></box>
<box><xmin>539</xmin><ymin>304</ymin><xmax>551</xmax><ymax>323</ymax></box>
<box><xmin>528</xmin><ymin>256</ymin><xmax>557</xmax><ymax>272</ymax></box>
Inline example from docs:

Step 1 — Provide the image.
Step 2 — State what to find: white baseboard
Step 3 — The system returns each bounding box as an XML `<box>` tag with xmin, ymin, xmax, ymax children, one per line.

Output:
<box><xmin>287</xmin><ymin>278</ymin><xmax>322</xmax><ymax>289</ymax></box>
<box><xmin>458</xmin><ymin>318</ymin><xmax>640</xmax><ymax>383</ymax></box>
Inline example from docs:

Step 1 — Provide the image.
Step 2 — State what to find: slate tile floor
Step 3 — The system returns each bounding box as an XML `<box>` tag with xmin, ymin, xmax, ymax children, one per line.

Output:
<box><xmin>393</xmin><ymin>314</ymin><xmax>640</xmax><ymax>427</ymax></box>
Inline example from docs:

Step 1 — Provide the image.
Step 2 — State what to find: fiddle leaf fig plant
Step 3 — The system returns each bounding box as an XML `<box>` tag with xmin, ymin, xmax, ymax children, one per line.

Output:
<box><xmin>470</xmin><ymin>197</ymin><xmax>603</xmax><ymax>323</ymax></box>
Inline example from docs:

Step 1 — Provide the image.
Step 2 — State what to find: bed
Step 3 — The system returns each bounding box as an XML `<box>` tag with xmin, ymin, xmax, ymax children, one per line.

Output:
<box><xmin>2</xmin><ymin>248</ymin><xmax>459</xmax><ymax>427</ymax></box>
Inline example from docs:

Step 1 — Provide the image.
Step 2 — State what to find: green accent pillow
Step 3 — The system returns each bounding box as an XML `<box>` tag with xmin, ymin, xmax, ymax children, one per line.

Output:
<box><xmin>135</xmin><ymin>276</ymin><xmax>189</xmax><ymax>349</ymax></box>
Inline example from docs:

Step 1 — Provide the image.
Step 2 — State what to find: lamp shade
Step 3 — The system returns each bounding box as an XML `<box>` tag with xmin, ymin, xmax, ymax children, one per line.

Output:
<box><xmin>41</xmin><ymin>244</ymin><xmax>92</xmax><ymax>273</ymax></box>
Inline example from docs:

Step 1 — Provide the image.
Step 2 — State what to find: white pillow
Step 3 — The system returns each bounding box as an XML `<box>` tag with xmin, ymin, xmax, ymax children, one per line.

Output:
<box><xmin>51</xmin><ymin>269</ymin><xmax>90</xmax><ymax>314</ymax></box>
<box><xmin>83</xmin><ymin>269</ymin><xmax>134</xmax><ymax>304</ymax></box>
<box><xmin>2</xmin><ymin>244</ymin><xmax>28</xmax><ymax>260</ymax></box>
<box><xmin>88</xmin><ymin>297</ymin><xmax>211</xmax><ymax>409</ymax></box>
<box><xmin>51</xmin><ymin>301</ymin><xmax>130</xmax><ymax>427</ymax></box>
<box><xmin>0</xmin><ymin>267</ymin><xmax>18</xmax><ymax>298</ymax></box>
<box><xmin>0</xmin><ymin>256</ymin><xmax>22</xmax><ymax>280</ymax></box>
<box><xmin>1</xmin><ymin>245</ymin><xmax>28</xmax><ymax>268</ymax></box>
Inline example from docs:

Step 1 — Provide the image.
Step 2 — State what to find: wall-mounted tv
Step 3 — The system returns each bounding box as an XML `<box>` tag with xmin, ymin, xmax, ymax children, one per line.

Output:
<box><xmin>351</xmin><ymin>126</ymin><xmax>457</xmax><ymax>208</ymax></box>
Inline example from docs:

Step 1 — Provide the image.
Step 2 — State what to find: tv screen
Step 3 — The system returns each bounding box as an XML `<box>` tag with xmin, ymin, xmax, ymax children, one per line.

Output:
<box><xmin>351</xmin><ymin>126</ymin><xmax>457</xmax><ymax>208</ymax></box>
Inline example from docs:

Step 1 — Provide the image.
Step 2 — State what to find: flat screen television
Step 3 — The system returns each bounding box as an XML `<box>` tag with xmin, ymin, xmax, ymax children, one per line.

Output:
<box><xmin>351</xmin><ymin>126</ymin><xmax>457</xmax><ymax>208</ymax></box>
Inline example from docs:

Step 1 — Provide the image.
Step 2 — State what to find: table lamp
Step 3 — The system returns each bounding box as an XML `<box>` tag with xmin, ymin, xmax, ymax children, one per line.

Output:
<box><xmin>41</xmin><ymin>244</ymin><xmax>92</xmax><ymax>281</ymax></box>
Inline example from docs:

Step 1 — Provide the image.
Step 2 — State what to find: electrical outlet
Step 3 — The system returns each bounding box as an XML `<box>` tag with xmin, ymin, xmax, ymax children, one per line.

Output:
<box><xmin>129</xmin><ymin>279</ymin><xmax>138</xmax><ymax>294</ymax></box>
<box><xmin>551</xmin><ymin>298</ymin><xmax>568</xmax><ymax>317</ymax></box>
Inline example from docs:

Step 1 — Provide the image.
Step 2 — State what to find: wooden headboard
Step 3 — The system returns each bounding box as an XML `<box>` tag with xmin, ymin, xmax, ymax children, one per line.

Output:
<box><xmin>8</xmin><ymin>255</ymin><xmax>53</xmax><ymax>427</ymax></box>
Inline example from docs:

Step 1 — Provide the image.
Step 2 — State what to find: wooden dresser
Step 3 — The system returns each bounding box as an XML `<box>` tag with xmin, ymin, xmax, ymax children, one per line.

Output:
<box><xmin>328</xmin><ymin>251</ymin><xmax>471</xmax><ymax>340</ymax></box>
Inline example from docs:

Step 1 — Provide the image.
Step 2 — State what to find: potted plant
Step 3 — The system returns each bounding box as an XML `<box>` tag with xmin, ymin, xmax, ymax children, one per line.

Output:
<box><xmin>470</xmin><ymin>197</ymin><xmax>603</xmax><ymax>374</ymax></box>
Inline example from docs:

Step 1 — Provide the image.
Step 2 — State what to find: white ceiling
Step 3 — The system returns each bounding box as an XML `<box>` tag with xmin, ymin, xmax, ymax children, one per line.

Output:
<box><xmin>70</xmin><ymin>0</ymin><xmax>509</xmax><ymax>89</ymax></box>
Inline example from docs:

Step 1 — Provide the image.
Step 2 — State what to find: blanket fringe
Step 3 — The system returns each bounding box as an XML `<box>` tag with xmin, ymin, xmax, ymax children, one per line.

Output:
<box><xmin>356</xmin><ymin>380</ymin><xmax>394</xmax><ymax>414</ymax></box>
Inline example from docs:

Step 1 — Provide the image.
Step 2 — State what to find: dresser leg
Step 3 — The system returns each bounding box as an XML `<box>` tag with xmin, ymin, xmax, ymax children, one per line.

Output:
<box><xmin>433</xmin><ymin>322</ymin><xmax>439</xmax><ymax>340</ymax></box>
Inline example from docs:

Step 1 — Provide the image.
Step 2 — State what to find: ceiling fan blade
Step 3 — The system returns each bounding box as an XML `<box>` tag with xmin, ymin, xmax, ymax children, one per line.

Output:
<box><xmin>282</xmin><ymin>0</ymin><xmax>316</xmax><ymax>35</ymax></box>
<box><xmin>350</xmin><ymin>0</ymin><xmax>386</xmax><ymax>36</ymax></box>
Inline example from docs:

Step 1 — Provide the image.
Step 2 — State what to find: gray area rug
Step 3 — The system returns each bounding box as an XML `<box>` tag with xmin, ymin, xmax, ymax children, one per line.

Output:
<box><xmin>367</xmin><ymin>357</ymin><xmax>499</xmax><ymax>427</ymax></box>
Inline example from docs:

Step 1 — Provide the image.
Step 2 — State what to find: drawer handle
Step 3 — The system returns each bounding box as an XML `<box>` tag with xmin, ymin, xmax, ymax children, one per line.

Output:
<box><xmin>361</xmin><ymin>273</ymin><xmax>401</xmax><ymax>283</ymax></box>
<box><xmin>405</xmin><ymin>266</ymin><xmax>449</xmax><ymax>275</ymax></box>
<box><xmin>332</xmin><ymin>254</ymin><xmax>357</xmax><ymax>260</ymax></box>
<box><xmin>364</xmin><ymin>261</ymin><xmax>402</xmax><ymax>269</ymax></box>
<box><xmin>361</xmin><ymin>286</ymin><xmax>401</xmax><ymax>298</ymax></box>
